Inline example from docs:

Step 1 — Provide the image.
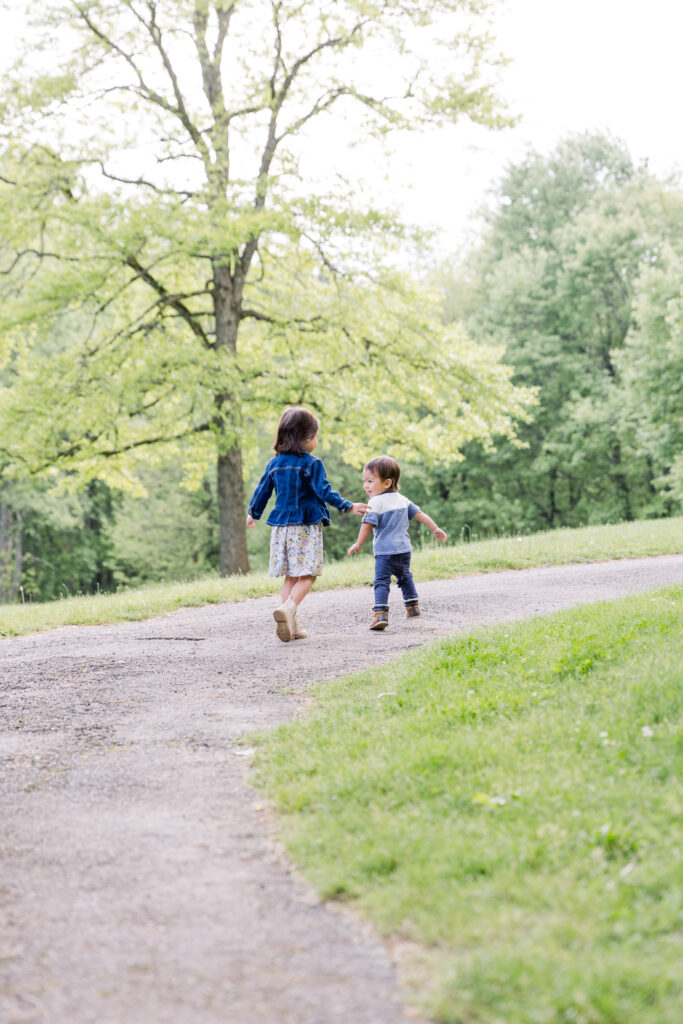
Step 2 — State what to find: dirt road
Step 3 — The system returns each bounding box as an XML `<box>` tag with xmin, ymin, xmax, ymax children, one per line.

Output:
<box><xmin>2</xmin><ymin>555</ymin><xmax>682</xmax><ymax>1024</ymax></box>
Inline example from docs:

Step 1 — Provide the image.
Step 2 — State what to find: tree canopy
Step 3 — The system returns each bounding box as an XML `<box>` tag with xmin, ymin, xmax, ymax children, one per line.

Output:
<box><xmin>429</xmin><ymin>133</ymin><xmax>683</xmax><ymax>536</ymax></box>
<box><xmin>0</xmin><ymin>0</ymin><xmax>534</xmax><ymax>575</ymax></box>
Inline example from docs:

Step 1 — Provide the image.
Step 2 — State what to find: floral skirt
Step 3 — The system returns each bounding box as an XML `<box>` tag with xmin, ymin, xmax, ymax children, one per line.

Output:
<box><xmin>269</xmin><ymin>523</ymin><xmax>324</xmax><ymax>578</ymax></box>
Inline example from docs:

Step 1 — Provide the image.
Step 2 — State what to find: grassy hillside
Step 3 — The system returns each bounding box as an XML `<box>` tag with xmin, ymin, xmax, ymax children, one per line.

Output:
<box><xmin>254</xmin><ymin>585</ymin><xmax>683</xmax><ymax>1023</ymax></box>
<box><xmin>1</xmin><ymin>516</ymin><xmax>681</xmax><ymax>637</ymax></box>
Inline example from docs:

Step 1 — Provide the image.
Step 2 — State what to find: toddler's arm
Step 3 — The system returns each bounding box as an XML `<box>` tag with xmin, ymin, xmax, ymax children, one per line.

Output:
<box><xmin>414</xmin><ymin>510</ymin><xmax>447</xmax><ymax>543</ymax></box>
<box><xmin>348</xmin><ymin>522</ymin><xmax>373</xmax><ymax>556</ymax></box>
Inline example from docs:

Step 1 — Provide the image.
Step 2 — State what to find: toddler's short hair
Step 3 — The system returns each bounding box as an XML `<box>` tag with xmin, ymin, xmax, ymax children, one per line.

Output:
<box><xmin>365</xmin><ymin>455</ymin><xmax>400</xmax><ymax>491</ymax></box>
<box><xmin>274</xmin><ymin>406</ymin><xmax>319</xmax><ymax>454</ymax></box>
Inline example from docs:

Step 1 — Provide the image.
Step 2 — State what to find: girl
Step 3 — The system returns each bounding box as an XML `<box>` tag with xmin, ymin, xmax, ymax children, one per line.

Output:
<box><xmin>246</xmin><ymin>407</ymin><xmax>369</xmax><ymax>642</ymax></box>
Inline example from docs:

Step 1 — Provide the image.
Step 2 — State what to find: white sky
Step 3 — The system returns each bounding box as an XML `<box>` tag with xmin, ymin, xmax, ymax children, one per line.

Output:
<box><xmin>394</xmin><ymin>0</ymin><xmax>683</xmax><ymax>253</ymax></box>
<box><xmin>1</xmin><ymin>0</ymin><xmax>681</xmax><ymax>254</ymax></box>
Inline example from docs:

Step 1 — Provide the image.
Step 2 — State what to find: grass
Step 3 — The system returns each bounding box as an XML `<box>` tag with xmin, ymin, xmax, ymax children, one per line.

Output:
<box><xmin>253</xmin><ymin>586</ymin><xmax>683</xmax><ymax>1024</ymax></box>
<box><xmin>1</xmin><ymin>516</ymin><xmax>681</xmax><ymax>638</ymax></box>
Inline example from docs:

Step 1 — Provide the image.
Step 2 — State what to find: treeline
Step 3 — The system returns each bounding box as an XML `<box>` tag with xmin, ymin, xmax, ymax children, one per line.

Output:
<box><xmin>1</xmin><ymin>133</ymin><xmax>681</xmax><ymax>602</ymax></box>
<box><xmin>422</xmin><ymin>133</ymin><xmax>683</xmax><ymax>535</ymax></box>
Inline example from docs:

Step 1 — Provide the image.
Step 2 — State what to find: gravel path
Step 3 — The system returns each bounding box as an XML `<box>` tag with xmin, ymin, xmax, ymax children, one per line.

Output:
<box><xmin>2</xmin><ymin>554</ymin><xmax>682</xmax><ymax>1024</ymax></box>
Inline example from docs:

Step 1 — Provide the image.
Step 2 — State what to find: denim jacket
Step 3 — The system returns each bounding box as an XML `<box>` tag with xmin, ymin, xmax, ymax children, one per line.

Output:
<box><xmin>248</xmin><ymin>451</ymin><xmax>352</xmax><ymax>526</ymax></box>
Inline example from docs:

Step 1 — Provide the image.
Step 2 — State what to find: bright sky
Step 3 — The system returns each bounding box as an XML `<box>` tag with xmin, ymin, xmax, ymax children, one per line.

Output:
<box><xmin>1</xmin><ymin>0</ymin><xmax>681</xmax><ymax>254</ymax></box>
<box><xmin>396</xmin><ymin>0</ymin><xmax>683</xmax><ymax>252</ymax></box>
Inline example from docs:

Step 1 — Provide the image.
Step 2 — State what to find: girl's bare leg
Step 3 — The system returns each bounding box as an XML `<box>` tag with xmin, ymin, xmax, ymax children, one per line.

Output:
<box><xmin>281</xmin><ymin>576</ymin><xmax>296</xmax><ymax>603</ymax></box>
<box><xmin>291</xmin><ymin>574</ymin><xmax>316</xmax><ymax>605</ymax></box>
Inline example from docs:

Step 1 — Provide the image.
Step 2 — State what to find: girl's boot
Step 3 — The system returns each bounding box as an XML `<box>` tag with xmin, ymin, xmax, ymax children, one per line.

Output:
<box><xmin>273</xmin><ymin>596</ymin><xmax>297</xmax><ymax>642</ymax></box>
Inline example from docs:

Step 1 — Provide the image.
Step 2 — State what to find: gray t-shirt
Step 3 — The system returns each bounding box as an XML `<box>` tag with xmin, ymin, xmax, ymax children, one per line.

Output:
<box><xmin>363</xmin><ymin>492</ymin><xmax>420</xmax><ymax>555</ymax></box>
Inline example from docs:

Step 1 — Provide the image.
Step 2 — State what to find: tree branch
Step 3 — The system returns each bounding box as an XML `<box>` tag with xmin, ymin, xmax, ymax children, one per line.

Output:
<box><xmin>93</xmin><ymin>160</ymin><xmax>195</xmax><ymax>198</ymax></box>
<box><xmin>49</xmin><ymin>421</ymin><xmax>213</xmax><ymax>467</ymax></box>
<box><xmin>0</xmin><ymin>246</ymin><xmax>112</xmax><ymax>276</ymax></box>
<box><xmin>125</xmin><ymin>255</ymin><xmax>213</xmax><ymax>349</ymax></box>
<box><xmin>193</xmin><ymin>0</ymin><xmax>234</xmax><ymax>190</ymax></box>
<box><xmin>301</xmin><ymin>233</ymin><xmax>348</xmax><ymax>279</ymax></box>
<box><xmin>239</xmin><ymin>307</ymin><xmax>330</xmax><ymax>333</ymax></box>
<box><xmin>276</xmin><ymin>86</ymin><xmax>349</xmax><ymax>143</ymax></box>
<box><xmin>73</xmin><ymin>3</ymin><xmax>211</xmax><ymax>167</ymax></box>
<box><xmin>239</xmin><ymin>16</ymin><xmax>368</xmax><ymax>277</ymax></box>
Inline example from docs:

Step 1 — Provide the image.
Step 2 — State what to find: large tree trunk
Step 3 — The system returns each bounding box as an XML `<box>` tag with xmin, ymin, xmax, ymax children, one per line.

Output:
<box><xmin>213</xmin><ymin>261</ymin><xmax>250</xmax><ymax>575</ymax></box>
<box><xmin>217</xmin><ymin>445</ymin><xmax>249</xmax><ymax>576</ymax></box>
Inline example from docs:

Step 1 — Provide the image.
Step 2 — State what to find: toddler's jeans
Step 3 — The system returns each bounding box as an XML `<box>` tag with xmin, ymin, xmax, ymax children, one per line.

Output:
<box><xmin>373</xmin><ymin>551</ymin><xmax>419</xmax><ymax>611</ymax></box>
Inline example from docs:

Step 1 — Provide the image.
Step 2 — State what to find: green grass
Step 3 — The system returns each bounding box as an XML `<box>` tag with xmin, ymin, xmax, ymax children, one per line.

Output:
<box><xmin>254</xmin><ymin>586</ymin><xmax>683</xmax><ymax>1024</ymax></box>
<box><xmin>1</xmin><ymin>516</ymin><xmax>681</xmax><ymax>637</ymax></box>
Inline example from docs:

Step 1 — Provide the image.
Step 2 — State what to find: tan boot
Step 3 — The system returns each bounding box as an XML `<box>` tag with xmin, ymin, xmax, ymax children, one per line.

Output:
<box><xmin>293</xmin><ymin>614</ymin><xmax>308</xmax><ymax>639</ymax></box>
<box><xmin>406</xmin><ymin>604</ymin><xmax>421</xmax><ymax>619</ymax></box>
<box><xmin>273</xmin><ymin>596</ymin><xmax>297</xmax><ymax>642</ymax></box>
<box><xmin>369</xmin><ymin>610</ymin><xmax>389</xmax><ymax>631</ymax></box>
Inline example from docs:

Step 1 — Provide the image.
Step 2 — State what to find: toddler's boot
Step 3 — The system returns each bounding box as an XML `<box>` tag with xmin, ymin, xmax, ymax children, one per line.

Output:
<box><xmin>406</xmin><ymin>604</ymin><xmax>421</xmax><ymax>619</ymax></box>
<box><xmin>273</xmin><ymin>596</ymin><xmax>297</xmax><ymax>642</ymax></box>
<box><xmin>369</xmin><ymin>610</ymin><xmax>389</xmax><ymax>631</ymax></box>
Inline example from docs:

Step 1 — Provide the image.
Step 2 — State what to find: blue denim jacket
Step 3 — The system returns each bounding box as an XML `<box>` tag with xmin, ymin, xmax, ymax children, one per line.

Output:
<box><xmin>248</xmin><ymin>452</ymin><xmax>352</xmax><ymax>526</ymax></box>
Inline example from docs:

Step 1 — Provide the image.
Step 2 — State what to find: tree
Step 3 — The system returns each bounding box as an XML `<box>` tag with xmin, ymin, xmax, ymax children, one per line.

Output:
<box><xmin>0</xmin><ymin>0</ymin><xmax>532</xmax><ymax>575</ymax></box>
<box><xmin>614</xmin><ymin>243</ymin><xmax>683</xmax><ymax>512</ymax></box>
<box><xmin>430</xmin><ymin>134</ymin><xmax>682</xmax><ymax>535</ymax></box>
<box><xmin>103</xmin><ymin>462</ymin><xmax>220</xmax><ymax>586</ymax></box>
<box><xmin>0</xmin><ymin>479</ymin><xmax>118</xmax><ymax>603</ymax></box>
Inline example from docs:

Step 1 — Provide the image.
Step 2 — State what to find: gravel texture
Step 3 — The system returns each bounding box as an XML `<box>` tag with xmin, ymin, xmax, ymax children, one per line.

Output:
<box><xmin>1</xmin><ymin>554</ymin><xmax>682</xmax><ymax>1024</ymax></box>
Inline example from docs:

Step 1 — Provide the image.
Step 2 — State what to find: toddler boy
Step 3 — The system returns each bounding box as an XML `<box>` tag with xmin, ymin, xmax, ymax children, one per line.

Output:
<box><xmin>347</xmin><ymin>455</ymin><xmax>447</xmax><ymax>630</ymax></box>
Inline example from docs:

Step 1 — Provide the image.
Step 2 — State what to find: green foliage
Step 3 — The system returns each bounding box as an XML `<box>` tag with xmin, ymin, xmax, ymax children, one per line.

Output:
<box><xmin>0</xmin><ymin>229</ymin><xmax>535</xmax><ymax>485</ymax></box>
<box><xmin>432</xmin><ymin>133</ymin><xmax>683</xmax><ymax>536</ymax></box>
<box><xmin>103</xmin><ymin>463</ymin><xmax>219</xmax><ymax>587</ymax></box>
<box><xmin>615</xmin><ymin>242</ymin><xmax>683</xmax><ymax>508</ymax></box>
<box><xmin>0</xmin><ymin>479</ymin><xmax>118</xmax><ymax>602</ymax></box>
<box><xmin>0</xmin><ymin>0</ymin><xmax>524</xmax><ymax>575</ymax></box>
<box><xmin>255</xmin><ymin>586</ymin><xmax>683</xmax><ymax>1023</ymax></box>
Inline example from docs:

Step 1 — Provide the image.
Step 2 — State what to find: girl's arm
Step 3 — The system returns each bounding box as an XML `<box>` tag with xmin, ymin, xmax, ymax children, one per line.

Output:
<box><xmin>309</xmin><ymin>458</ymin><xmax>369</xmax><ymax>515</ymax></box>
<box><xmin>414</xmin><ymin>509</ymin><xmax>447</xmax><ymax>543</ymax></box>
<box><xmin>348</xmin><ymin>522</ymin><xmax>373</xmax><ymax>556</ymax></box>
<box><xmin>247</xmin><ymin>464</ymin><xmax>274</xmax><ymax>523</ymax></box>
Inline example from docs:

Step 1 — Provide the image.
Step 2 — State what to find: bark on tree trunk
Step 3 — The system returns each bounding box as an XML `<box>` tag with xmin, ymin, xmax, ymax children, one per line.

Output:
<box><xmin>213</xmin><ymin>262</ymin><xmax>250</xmax><ymax>576</ymax></box>
<box><xmin>0</xmin><ymin>503</ymin><xmax>10</xmax><ymax>603</ymax></box>
<box><xmin>611</xmin><ymin>441</ymin><xmax>633</xmax><ymax>521</ymax></box>
<box><xmin>0</xmin><ymin>503</ymin><xmax>22</xmax><ymax>603</ymax></box>
<box><xmin>217</xmin><ymin>445</ymin><xmax>249</xmax><ymax>576</ymax></box>
<box><xmin>10</xmin><ymin>512</ymin><xmax>22</xmax><ymax>602</ymax></box>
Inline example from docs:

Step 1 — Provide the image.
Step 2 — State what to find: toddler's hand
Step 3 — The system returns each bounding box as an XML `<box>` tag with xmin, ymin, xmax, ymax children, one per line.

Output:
<box><xmin>347</xmin><ymin>543</ymin><xmax>359</xmax><ymax>557</ymax></box>
<box><xmin>348</xmin><ymin>502</ymin><xmax>370</xmax><ymax>516</ymax></box>
<box><xmin>246</xmin><ymin>514</ymin><xmax>256</xmax><ymax>528</ymax></box>
<box><xmin>433</xmin><ymin>526</ymin><xmax>447</xmax><ymax>543</ymax></box>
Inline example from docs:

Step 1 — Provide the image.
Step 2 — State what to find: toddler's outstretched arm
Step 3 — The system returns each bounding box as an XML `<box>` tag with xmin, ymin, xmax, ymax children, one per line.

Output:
<box><xmin>414</xmin><ymin>510</ymin><xmax>447</xmax><ymax>543</ymax></box>
<box><xmin>348</xmin><ymin>522</ymin><xmax>373</xmax><ymax>556</ymax></box>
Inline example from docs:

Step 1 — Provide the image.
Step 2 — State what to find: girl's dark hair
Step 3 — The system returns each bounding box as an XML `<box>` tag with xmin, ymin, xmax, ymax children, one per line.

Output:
<box><xmin>364</xmin><ymin>455</ymin><xmax>401</xmax><ymax>491</ymax></box>
<box><xmin>274</xmin><ymin>406</ymin><xmax>319</xmax><ymax>454</ymax></box>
